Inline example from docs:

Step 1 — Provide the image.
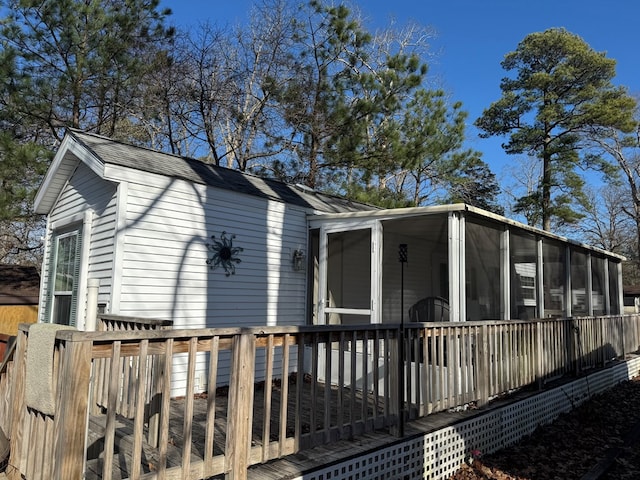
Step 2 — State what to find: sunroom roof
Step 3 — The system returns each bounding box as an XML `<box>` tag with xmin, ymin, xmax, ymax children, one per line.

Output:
<box><xmin>308</xmin><ymin>203</ymin><xmax>625</xmax><ymax>261</ymax></box>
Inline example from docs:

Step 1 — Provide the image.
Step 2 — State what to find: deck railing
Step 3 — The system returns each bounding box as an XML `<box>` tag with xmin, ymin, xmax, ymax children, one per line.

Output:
<box><xmin>2</xmin><ymin>314</ymin><xmax>640</xmax><ymax>480</ymax></box>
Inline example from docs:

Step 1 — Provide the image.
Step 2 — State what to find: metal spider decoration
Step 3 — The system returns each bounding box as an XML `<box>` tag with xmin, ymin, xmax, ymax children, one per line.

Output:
<box><xmin>206</xmin><ymin>231</ymin><xmax>243</xmax><ymax>276</ymax></box>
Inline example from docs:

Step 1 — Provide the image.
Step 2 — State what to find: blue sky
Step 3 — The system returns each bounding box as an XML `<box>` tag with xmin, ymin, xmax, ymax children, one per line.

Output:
<box><xmin>161</xmin><ymin>0</ymin><xmax>638</xmax><ymax>183</ymax></box>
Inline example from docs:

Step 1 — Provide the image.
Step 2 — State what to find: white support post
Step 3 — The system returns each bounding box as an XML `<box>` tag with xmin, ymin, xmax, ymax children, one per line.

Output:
<box><xmin>317</xmin><ymin>226</ymin><xmax>328</xmax><ymax>326</ymax></box>
<box><xmin>565</xmin><ymin>246</ymin><xmax>572</xmax><ymax>318</ymax></box>
<box><xmin>448</xmin><ymin>212</ymin><xmax>462</xmax><ymax>322</ymax></box>
<box><xmin>85</xmin><ymin>278</ymin><xmax>100</xmax><ymax>331</ymax></box>
<box><xmin>371</xmin><ymin>221</ymin><xmax>383</xmax><ymax>324</ymax></box>
<box><xmin>586</xmin><ymin>253</ymin><xmax>593</xmax><ymax>316</ymax></box>
<box><xmin>604</xmin><ymin>258</ymin><xmax>611</xmax><ymax>315</ymax></box>
<box><xmin>617</xmin><ymin>262</ymin><xmax>624</xmax><ymax>315</ymax></box>
<box><xmin>501</xmin><ymin>227</ymin><xmax>510</xmax><ymax>320</ymax></box>
<box><xmin>537</xmin><ymin>239</ymin><xmax>544</xmax><ymax>318</ymax></box>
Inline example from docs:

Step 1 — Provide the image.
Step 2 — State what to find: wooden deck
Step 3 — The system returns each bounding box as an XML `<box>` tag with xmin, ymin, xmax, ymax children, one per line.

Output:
<box><xmin>2</xmin><ymin>314</ymin><xmax>640</xmax><ymax>480</ymax></box>
<box><xmin>84</xmin><ymin>373</ymin><xmax>540</xmax><ymax>480</ymax></box>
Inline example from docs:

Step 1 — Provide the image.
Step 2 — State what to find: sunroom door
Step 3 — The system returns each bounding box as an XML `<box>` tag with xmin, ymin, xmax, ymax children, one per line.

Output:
<box><xmin>318</xmin><ymin>222</ymin><xmax>380</xmax><ymax>325</ymax></box>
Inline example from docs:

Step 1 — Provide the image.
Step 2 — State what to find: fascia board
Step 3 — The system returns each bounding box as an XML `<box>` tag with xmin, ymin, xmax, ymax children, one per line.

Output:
<box><xmin>34</xmin><ymin>135</ymin><xmax>106</xmax><ymax>214</ymax></box>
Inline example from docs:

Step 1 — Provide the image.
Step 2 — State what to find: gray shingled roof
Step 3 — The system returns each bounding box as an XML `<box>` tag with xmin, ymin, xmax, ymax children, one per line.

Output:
<box><xmin>70</xmin><ymin>130</ymin><xmax>376</xmax><ymax>214</ymax></box>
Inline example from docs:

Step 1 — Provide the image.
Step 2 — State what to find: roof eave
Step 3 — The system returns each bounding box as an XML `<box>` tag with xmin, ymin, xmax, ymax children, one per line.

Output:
<box><xmin>34</xmin><ymin>132</ymin><xmax>106</xmax><ymax>215</ymax></box>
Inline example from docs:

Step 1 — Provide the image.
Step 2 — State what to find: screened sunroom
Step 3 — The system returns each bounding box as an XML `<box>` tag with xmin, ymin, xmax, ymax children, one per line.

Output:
<box><xmin>308</xmin><ymin>204</ymin><xmax>624</xmax><ymax>325</ymax></box>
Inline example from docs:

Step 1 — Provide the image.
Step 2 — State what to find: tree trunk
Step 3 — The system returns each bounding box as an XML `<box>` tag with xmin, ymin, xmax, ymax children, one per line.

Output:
<box><xmin>542</xmin><ymin>138</ymin><xmax>552</xmax><ymax>231</ymax></box>
<box><xmin>635</xmin><ymin>202</ymin><xmax>640</xmax><ymax>277</ymax></box>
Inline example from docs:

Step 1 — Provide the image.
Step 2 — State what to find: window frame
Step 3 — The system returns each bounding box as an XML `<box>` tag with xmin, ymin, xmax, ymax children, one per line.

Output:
<box><xmin>44</xmin><ymin>212</ymin><xmax>92</xmax><ymax>327</ymax></box>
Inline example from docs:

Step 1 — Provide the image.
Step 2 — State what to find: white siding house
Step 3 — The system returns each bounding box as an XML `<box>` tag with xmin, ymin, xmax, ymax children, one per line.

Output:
<box><xmin>34</xmin><ymin>130</ymin><xmax>374</xmax><ymax>391</ymax></box>
<box><xmin>35</xmin><ymin>130</ymin><xmax>372</xmax><ymax>330</ymax></box>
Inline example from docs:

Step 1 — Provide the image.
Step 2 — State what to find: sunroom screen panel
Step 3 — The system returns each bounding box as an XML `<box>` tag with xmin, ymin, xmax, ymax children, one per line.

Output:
<box><xmin>465</xmin><ymin>220</ymin><xmax>501</xmax><ymax>321</ymax></box>
<box><xmin>510</xmin><ymin>232</ymin><xmax>538</xmax><ymax>320</ymax></box>
<box><xmin>571</xmin><ymin>250</ymin><xmax>588</xmax><ymax>316</ymax></box>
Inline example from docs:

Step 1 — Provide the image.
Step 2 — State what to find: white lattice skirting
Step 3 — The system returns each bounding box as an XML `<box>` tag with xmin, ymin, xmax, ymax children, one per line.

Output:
<box><xmin>299</xmin><ymin>356</ymin><xmax>640</xmax><ymax>480</ymax></box>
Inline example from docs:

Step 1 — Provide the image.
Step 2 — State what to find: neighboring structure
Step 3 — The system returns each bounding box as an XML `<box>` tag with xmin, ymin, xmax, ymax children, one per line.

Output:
<box><xmin>34</xmin><ymin>130</ymin><xmax>625</xmax><ymax>391</ymax></box>
<box><xmin>623</xmin><ymin>285</ymin><xmax>640</xmax><ymax>313</ymax></box>
<box><xmin>0</xmin><ymin>264</ymin><xmax>39</xmax><ymax>359</ymax></box>
<box><xmin>0</xmin><ymin>264</ymin><xmax>39</xmax><ymax>335</ymax></box>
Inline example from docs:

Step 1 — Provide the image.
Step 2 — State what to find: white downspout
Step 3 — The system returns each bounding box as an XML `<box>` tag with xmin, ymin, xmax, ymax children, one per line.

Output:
<box><xmin>85</xmin><ymin>278</ymin><xmax>100</xmax><ymax>331</ymax></box>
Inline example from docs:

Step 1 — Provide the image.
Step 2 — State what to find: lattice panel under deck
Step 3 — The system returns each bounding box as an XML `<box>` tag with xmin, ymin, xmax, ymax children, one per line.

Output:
<box><xmin>299</xmin><ymin>356</ymin><xmax>640</xmax><ymax>480</ymax></box>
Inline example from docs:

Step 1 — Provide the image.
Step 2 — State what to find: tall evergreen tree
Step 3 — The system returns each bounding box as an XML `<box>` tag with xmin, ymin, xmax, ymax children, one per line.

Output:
<box><xmin>476</xmin><ymin>28</ymin><xmax>636</xmax><ymax>231</ymax></box>
<box><xmin>0</xmin><ymin>132</ymin><xmax>49</xmax><ymax>265</ymax></box>
<box><xmin>395</xmin><ymin>89</ymin><xmax>501</xmax><ymax>209</ymax></box>
<box><xmin>0</xmin><ymin>0</ymin><xmax>174</xmax><ymax>142</ymax></box>
<box><xmin>266</xmin><ymin>0</ymin><xmax>499</xmax><ymax>211</ymax></box>
<box><xmin>0</xmin><ymin>0</ymin><xmax>174</xmax><ymax>264</ymax></box>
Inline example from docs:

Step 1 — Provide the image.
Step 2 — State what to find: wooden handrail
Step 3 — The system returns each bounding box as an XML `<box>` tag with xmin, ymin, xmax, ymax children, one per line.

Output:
<box><xmin>98</xmin><ymin>313</ymin><xmax>173</xmax><ymax>329</ymax></box>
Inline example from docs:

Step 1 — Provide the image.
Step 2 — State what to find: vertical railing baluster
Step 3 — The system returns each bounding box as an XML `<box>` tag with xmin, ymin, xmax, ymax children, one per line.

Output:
<box><xmin>262</xmin><ymin>334</ymin><xmax>274</xmax><ymax>462</ymax></box>
<box><xmin>338</xmin><ymin>331</ymin><xmax>345</xmax><ymax>436</ymax></box>
<box><xmin>205</xmin><ymin>336</ymin><xmax>220</xmax><ymax>474</ymax></box>
<box><xmin>131</xmin><ymin>339</ymin><xmax>148</xmax><ymax>480</ymax></box>
<box><xmin>278</xmin><ymin>333</ymin><xmax>290</xmax><ymax>457</ymax></box>
<box><xmin>295</xmin><ymin>333</ymin><xmax>304</xmax><ymax>452</ymax></box>
<box><xmin>157</xmin><ymin>338</ymin><xmax>173</xmax><ymax>479</ymax></box>
<box><xmin>310</xmin><ymin>332</ymin><xmax>318</xmax><ymax>442</ymax></box>
<box><xmin>350</xmin><ymin>330</ymin><xmax>357</xmax><ymax>435</ymax></box>
<box><xmin>324</xmin><ymin>331</ymin><xmax>331</xmax><ymax>443</ymax></box>
<box><xmin>362</xmin><ymin>329</ymin><xmax>369</xmax><ymax>425</ymax></box>
<box><xmin>373</xmin><ymin>329</ymin><xmax>380</xmax><ymax>423</ymax></box>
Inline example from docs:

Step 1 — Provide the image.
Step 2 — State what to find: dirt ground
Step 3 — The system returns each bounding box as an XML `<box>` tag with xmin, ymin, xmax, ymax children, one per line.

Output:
<box><xmin>449</xmin><ymin>376</ymin><xmax>640</xmax><ymax>480</ymax></box>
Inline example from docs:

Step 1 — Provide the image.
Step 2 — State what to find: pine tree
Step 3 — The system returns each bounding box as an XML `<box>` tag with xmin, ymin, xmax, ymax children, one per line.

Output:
<box><xmin>476</xmin><ymin>28</ymin><xmax>636</xmax><ymax>231</ymax></box>
<box><xmin>0</xmin><ymin>0</ymin><xmax>174</xmax><ymax>141</ymax></box>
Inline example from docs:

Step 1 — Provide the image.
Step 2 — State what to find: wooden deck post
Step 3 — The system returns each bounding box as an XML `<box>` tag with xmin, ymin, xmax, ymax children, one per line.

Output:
<box><xmin>52</xmin><ymin>337</ymin><xmax>92</xmax><ymax>479</ymax></box>
<box><xmin>476</xmin><ymin>324</ymin><xmax>489</xmax><ymax>408</ymax></box>
<box><xmin>225</xmin><ymin>330</ymin><xmax>256</xmax><ymax>480</ymax></box>
<box><xmin>571</xmin><ymin>319</ymin><xmax>581</xmax><ymax>376</ymax></box>
<box><xmin>620</xmin><ymin>315</ymin><xmax>626</xmax><ymax>359</ymax></box>
<box><xmin>147</xmin><ymin>349</ymin><xmax>165</xmax><ymax>448</ymax></box>
<box><xmin>535</xmin><ymin>321</ymin><xmax>544</xmax><ymax>390</ymax></box>
<box><xmin>7</xmin><ymin>329</ymin><xmax>27</xmax><ymax>480</ymax></box>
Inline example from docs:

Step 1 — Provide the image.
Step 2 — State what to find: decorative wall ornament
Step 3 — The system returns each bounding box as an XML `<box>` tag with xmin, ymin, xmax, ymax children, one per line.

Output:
<box><xmin>206</xmin><ymin>231</ymin><xmax>243</xmax><ymax>276</ymax></box>
<box><xmin>292</xmin><ymin>248</ymin><xmax>306</xmax><ymax>271</ymax></box>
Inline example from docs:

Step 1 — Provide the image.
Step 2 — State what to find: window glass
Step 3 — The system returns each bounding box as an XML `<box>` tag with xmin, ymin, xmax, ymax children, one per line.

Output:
<box><xmin>50</xmin><ymin>229</ymin><xmax>81</xmax><ymax>326</ymax></box>
<box><xmin>510</xmin><ymin>231</ymin><xmax>537</xmax><ymax>319</ymax></box>
<box><xmin>543</xmin><ymin>241</ymin><xmax>565</xmax><ymax>317</ymax></box>
<box><xmin>465</xmin><ymin>220</ymin><xmax>501</xmax><ymax>320</ymax></box>
<box><xmin>55</xmin><ymin>234</ymin><xmax>77</xmax><ymax>292</ymax></box>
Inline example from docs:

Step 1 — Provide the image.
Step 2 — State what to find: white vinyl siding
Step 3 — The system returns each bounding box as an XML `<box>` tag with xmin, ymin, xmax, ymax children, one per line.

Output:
<box><xmin>117</xmin><ymin>175</ymin><xmax>308</xmax><ymax>326</ymax></box>
<box><xmin>112</xmin><ymin>173</ymin><xmax>308</xmax><ymax>391</ymax></box>
<box><xmin>39</xmin><ymin>163</ymin><xmax>118</xmax><ymax>326</ymax></box>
